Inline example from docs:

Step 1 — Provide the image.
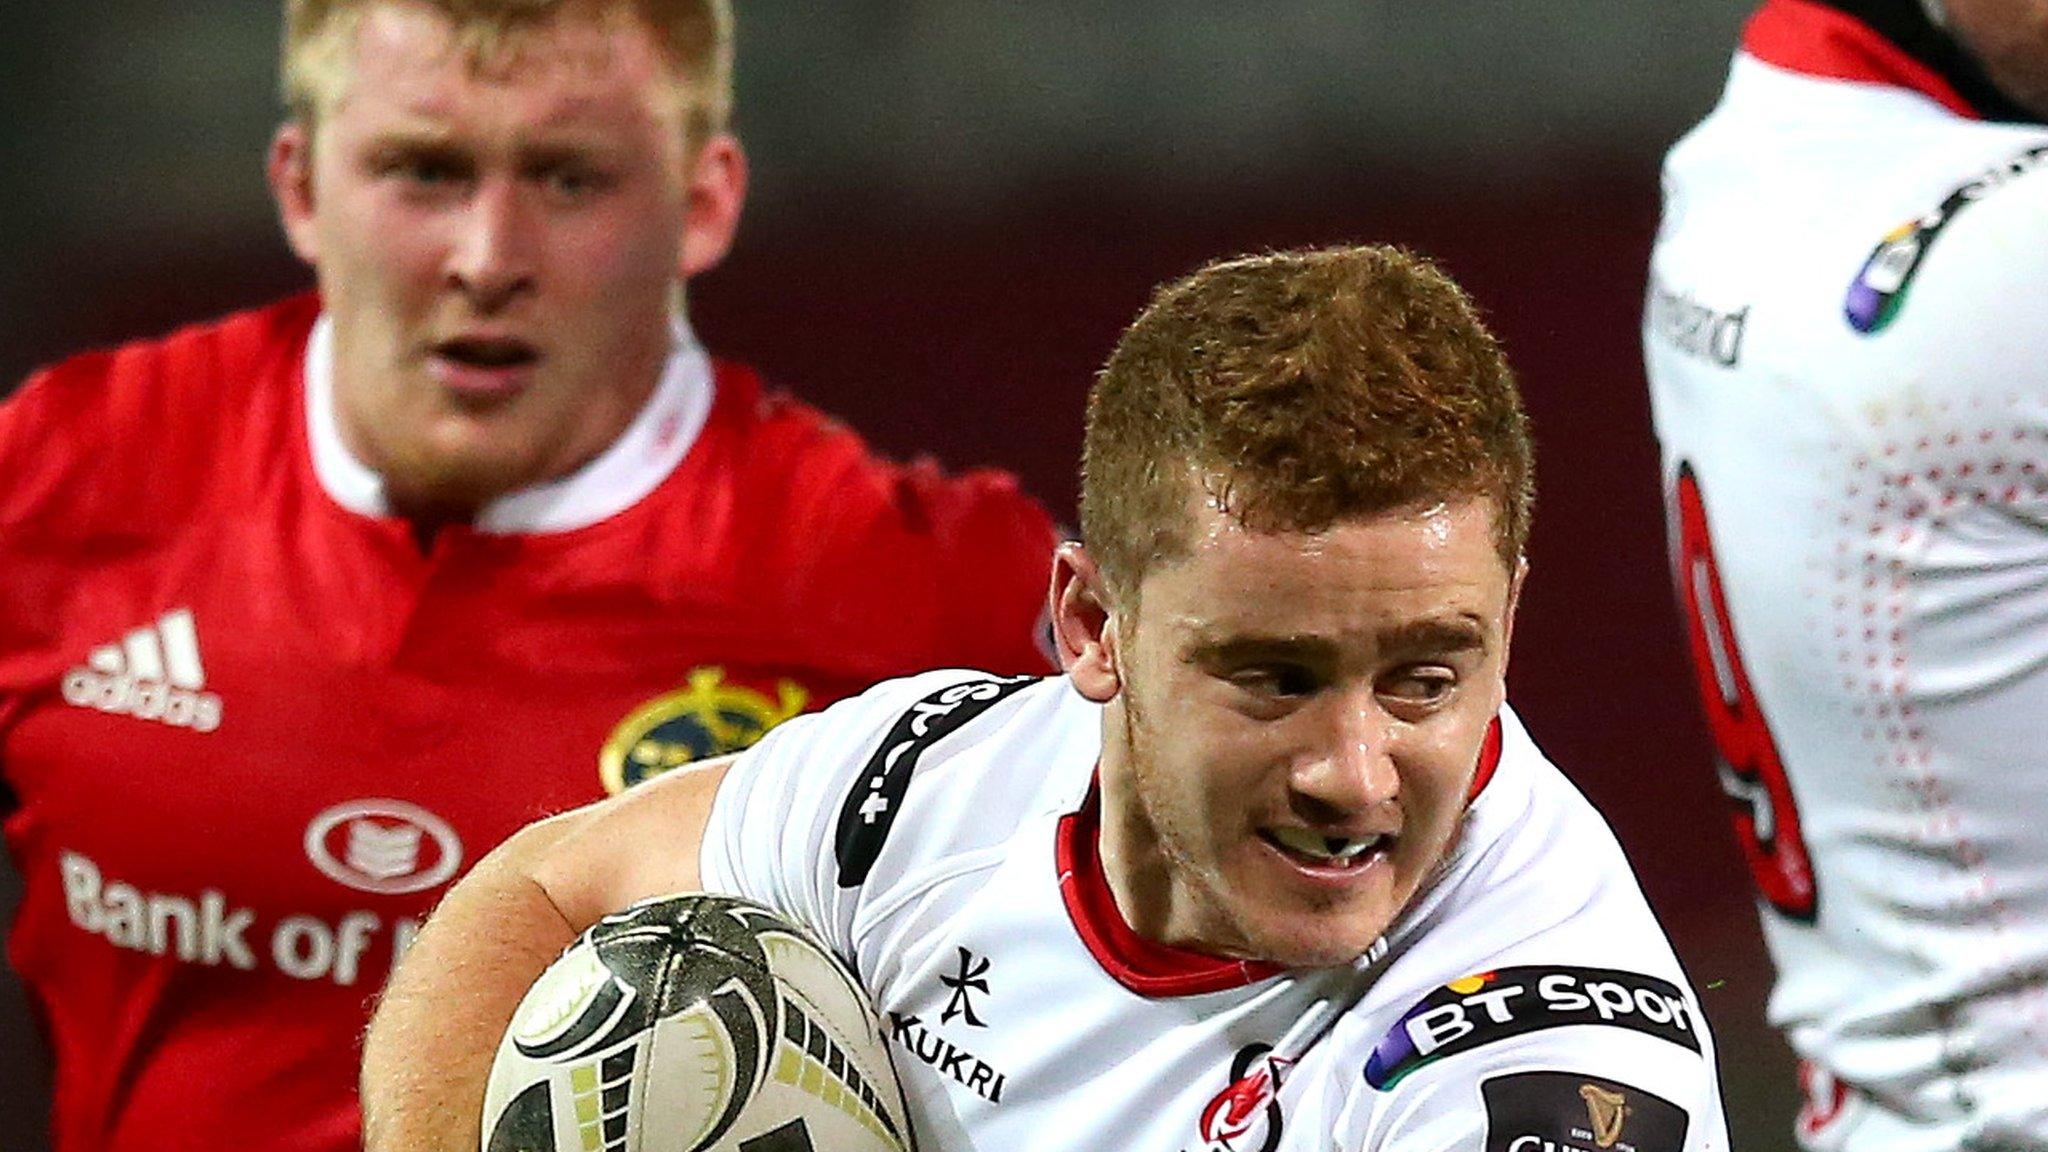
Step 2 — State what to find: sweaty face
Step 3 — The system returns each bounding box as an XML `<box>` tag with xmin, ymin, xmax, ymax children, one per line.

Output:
<box><xmin>285</xmin><ymin>3</ymin><xmax>698</xmax><ymax>516</ymax></box>
<box><xmin>1097</xmin><ymin>494</ymin><xmax>1519</xmax><ymax>969</ymax></box>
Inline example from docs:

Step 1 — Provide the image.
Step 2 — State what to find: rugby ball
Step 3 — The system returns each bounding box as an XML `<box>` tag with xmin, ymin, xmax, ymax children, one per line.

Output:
<box><xmin>482</xmin><ymin>893</ymin><xmax>915</xmax><ymax>1152</ymax></box>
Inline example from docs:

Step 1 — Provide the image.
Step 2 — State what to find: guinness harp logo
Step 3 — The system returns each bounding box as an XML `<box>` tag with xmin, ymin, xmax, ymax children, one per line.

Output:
<box><xmin>1580</xmin><ymin>1083</ymin><xmax>1630</xmax><ymax>1149</ymax></box>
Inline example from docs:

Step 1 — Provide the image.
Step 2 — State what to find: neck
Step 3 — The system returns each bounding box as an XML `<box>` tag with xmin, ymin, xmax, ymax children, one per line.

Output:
<box><xmin>1812</xmin><ymin>0</ymin><xmax>2039</xmax><ymax>120</ymax></box>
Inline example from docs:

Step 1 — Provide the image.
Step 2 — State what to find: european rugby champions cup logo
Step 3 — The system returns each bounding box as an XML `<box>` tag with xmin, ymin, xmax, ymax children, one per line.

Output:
<box><xmin>600</xmin><ymin>667</ymin><xmax>808</xmax><ymax>794</ymax></box>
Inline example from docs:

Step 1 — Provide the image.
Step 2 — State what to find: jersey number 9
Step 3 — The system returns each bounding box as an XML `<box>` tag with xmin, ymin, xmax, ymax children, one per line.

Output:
<box><xmin>1671</xmin><ymin>463</ymin><xmax>1819</xmax><ymax>922</ymax></box>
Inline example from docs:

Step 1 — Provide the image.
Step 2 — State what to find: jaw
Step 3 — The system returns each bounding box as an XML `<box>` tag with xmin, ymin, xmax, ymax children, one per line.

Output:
<box><xmin>1141</xmin><ymin>832</ymin><xmax>1408</xmax><ymax>969</ymax></box>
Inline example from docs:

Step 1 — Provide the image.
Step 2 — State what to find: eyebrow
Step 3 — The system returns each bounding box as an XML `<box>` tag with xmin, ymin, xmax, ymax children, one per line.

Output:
<box><xmin>1186</xmin><ymin>616</ymin><xmax>1491</xmax><ymax>664</ymax></box>
<box><xmin>357</xmin><ymin>124</ymin><xmax>467</xmax><ymax>164</ymax></box>
<box><xmin>1377</xmin><ymin>617</ymin><xmax>1491</xmax><ymax>656</ymax></box>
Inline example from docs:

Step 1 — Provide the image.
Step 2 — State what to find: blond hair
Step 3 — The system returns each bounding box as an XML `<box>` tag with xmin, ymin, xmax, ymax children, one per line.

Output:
<box><xmin>1080</xmin><ymin>245</ymin><xmax>1535</xmax><ymax>600</ymax></box>
<box><xmin>281</xmin><ymin>0</ymin><xmax>734</xmax><ymax>147</ymax></box>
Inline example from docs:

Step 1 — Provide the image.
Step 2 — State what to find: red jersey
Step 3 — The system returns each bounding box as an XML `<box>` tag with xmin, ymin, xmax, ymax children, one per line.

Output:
<box><xmin>0</xmin><ymin>294</ymin><xmax>1057</xmax><ymax>1152</ymax></box>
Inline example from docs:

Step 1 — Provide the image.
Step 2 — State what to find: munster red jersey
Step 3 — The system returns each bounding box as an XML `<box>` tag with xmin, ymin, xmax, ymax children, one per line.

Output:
<box><xmin>0</xmin><ymin>294</ymin><xmax>1058</xmax><ymax>1152</ymax></box>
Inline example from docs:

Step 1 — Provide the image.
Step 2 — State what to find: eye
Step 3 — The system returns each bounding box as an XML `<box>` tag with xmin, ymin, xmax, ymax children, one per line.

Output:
<box><xmin>407</xmin><ymin>159</ymin><xmax>463</xmax><ymax>185</ymax></box>
<box><xmin>373</xmin><ymin>149</ymin><xmax>472</xmax><ymax>194</ymax></box>
<box><xmin>1378</xmin><ymin>667</ymin><xmax>1457</xmax><ymax>706</ymax></box>
<box><xmin>535</xmin><ymin>163</ymin><xmax>614</xmax><ymax>200</ymax></box>
<box><xmin>1227</xmin><ymin>664</ymin><xmax>1321</xmax><ymax>700</ymax></box>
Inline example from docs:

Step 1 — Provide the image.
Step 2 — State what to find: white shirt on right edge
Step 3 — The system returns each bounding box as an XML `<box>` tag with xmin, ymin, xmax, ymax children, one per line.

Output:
<box><xmin>701</xmin><ymin>671</ymin><xmax>1727</xmax><ymax>1151</ymax></box>
<box><xmin>1645</xmin><ymin>2</ymin><xmax>2048</xmax><ymax>1149</ymax></box>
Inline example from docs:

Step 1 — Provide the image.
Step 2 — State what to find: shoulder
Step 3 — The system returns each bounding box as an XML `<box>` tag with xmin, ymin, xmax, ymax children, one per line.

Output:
<box><xmin>1658</xmin><ymin>70</ymin><xmax>2048</xmax><ymax>336</ymax></box>
<box><xmin>1452</xmin><ymin>709</ymin><xmax>1655</xmax><ymax>933</ymax></box>
<box><xmin>731</xmin><ymin>671</ymin><xmax>1088</xmax><ymax>881</ymax></box>
<box><xmin>709</xmin><ymin>359</ymin><xmax>1057</xmax><ymax>558</ymax></box>
<box><xmin>1859</xmin><ymin>140</ymin><xmax>2048</xmax><ymax>345</ymax></box>
<box><xmin>0</xmin><ymin>296</ymin><xmax>318</xmax><ymax>534</ymax></box>
<box><xmin>1401</xmin><ymin>711</ymin><xmax>1691</xmax><ymax>996</ymax></box>
<box><xmin>1325</xmin><ymin>958</ymin><xmax>1720</xmax><ymax>1151</ymax></box>
<box><xmin>687</xmin><ymin>361</ymin><xmax>1059</xmax><ymax>670</ymax></box>
<box><xmin>1313</xmin><ymin>712</ymin><xmax>1722</xmax><ymax>1146</ymax></box>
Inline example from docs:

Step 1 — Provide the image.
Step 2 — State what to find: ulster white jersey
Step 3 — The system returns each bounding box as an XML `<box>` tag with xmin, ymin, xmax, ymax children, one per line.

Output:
<box><xmin>1644</xmin><ymin>5</ymin><xmax>2048</xmax><ymax>1148</ymax></box>
<box><xmin>701</xmin><ymin>672</ymin><xmax>1727</xmax><ymax>1151</ymax></box>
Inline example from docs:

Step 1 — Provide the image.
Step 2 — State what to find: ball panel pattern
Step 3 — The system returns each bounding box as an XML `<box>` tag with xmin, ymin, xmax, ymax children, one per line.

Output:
<box><xmin>483</xmin><ymin>894</ymin><xmax>913</xmax><ymax>1152</ymax></box>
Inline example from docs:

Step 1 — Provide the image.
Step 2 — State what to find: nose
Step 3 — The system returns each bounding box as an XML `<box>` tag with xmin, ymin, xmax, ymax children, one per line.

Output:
<box><xmin>445</xmin><ymin>178</ymin><xmax>536</xmax><ymax>311</ymax></box>
<box><xmin>1290</xmin><ymin>687</ymin><xmax>1398</xmax><ymax>816</ymax></box>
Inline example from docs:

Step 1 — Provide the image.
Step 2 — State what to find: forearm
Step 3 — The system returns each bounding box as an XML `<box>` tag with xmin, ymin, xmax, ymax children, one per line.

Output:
<box><xmin>360</xmin><ymin>758</ymin><xmax>729</xmax><ymax>1151</ymax></box>
<box><xmin>361</xmin><ymin>814</ymin><xmax>584</xmax><ymax>1152</ymax></box>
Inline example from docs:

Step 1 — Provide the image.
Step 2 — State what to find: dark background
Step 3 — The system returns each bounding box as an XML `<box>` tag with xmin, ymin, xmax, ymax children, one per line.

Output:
<box><xmin>1</xmin><ymin>3</ymin><xmax>1797</xmax><ymax>1147</ymax></box>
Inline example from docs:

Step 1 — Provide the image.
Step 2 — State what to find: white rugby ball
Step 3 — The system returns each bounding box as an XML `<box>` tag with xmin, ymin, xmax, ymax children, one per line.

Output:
<box><xmin>482</xmin><ymin>893</ymin><xmax>915</xmax><ymax>1152</ymax></box>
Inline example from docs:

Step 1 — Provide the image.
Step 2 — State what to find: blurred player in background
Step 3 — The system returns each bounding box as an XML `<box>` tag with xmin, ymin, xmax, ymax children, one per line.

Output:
<box><xmin>0</xmin><ymin>1</ymin><xmax>1057</xmax><ymax>1149</ymax></box>
<box><xmin>363</xmin><ymin>245</ymin><xmax>1731</xmax><ymax>1152</ymax></box>
<box><xmin>1645</xmin><ymin>0</ymin><xmax>2048</xmax><ymax>1146</ymax></box>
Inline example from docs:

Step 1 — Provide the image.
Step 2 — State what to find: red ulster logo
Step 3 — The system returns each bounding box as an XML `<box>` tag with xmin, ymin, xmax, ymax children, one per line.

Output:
<box><xmin>1195</xmin><ymin>1044</ymin><xmax>1292</xmax><ymax>1152</ymax></box>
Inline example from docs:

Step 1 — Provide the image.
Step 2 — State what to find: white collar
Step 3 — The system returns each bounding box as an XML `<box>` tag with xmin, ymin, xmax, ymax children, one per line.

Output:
<box><xmin>303</xmin><ymin>313</ymin><xmax>716</xmax><ymax>535</ymax></box>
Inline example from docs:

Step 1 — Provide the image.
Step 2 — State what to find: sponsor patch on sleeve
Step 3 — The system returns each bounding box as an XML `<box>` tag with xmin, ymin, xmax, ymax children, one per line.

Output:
<box><xmin>1482</xmin><ymin>1071</ymin><xmax>1688</xmax><ymax>1152</ymax></box>
<box><xmin>1843</xmin><ymin>142</ymin><xmax>2048</xmax><ymax>335</ymax></box>
<box><xmin>1363</xmin><ymin>966</ymin><xmax>1701</xmax><ymax>1090</ymax></box>
<box><xmin>832</xmin><ymin>675</ymin><xmax>1037</xmax><ymax>887</ymax></box>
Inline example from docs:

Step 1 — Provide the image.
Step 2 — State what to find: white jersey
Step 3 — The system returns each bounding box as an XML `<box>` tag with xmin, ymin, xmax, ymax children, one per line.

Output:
<box><xmin>701</xmin><ymin>671</ymin><xmax>1727</xmax><ymax>1151</ymax></box>
<box><xmin>1644</xmin><ymin>3</ymin><xmax>2048</xmax><ymax>1148</ymax></box>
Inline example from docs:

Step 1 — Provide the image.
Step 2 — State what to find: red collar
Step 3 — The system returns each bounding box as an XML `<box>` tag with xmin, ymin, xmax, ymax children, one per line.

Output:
<box><xmin>1055</xmin><ymin>716</ymin><xmax>1505</xmax><ymax>998</ymax></box>
<box><xmin>1742</xmin><ymin>0</ymin><xmax>1977</xmax><ymax>117</ymax></box>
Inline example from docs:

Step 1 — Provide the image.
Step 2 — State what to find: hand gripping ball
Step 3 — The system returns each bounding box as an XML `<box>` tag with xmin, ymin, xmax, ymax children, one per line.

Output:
<box><xmin>482</xmin><ymin>893</ymin><xmax>916</xmax><ymax>1152</ymax></box>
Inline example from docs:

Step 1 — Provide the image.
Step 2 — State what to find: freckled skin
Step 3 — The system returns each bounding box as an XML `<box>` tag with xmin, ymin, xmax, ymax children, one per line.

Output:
<box><xmin>1075</xmin><ymin>492</ymin><xmax>1524</xmax><ymax>969</ymax></box>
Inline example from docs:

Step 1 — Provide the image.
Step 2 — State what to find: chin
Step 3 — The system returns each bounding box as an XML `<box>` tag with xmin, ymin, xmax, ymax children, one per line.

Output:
<box><xmin>1236</xmin><ymin>912</ymin><xmax>1387</xmax><ymax>971</ymax></box>
<box><xmin>387</xmin><ymin>448</ymin><xmax>535</xmax><ymax>516</ymax></box>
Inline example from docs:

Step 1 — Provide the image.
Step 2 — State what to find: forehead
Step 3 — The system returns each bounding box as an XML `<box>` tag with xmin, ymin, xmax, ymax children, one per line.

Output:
<box><xmin>1136</xmin><ymin>494</ymin><xmax>1513</xmax><ymax>646</ymax></box>
<box><xmin>320</xmin><ymin>2</ymin><xmax>684</xmax><ymax>133</ymax></box>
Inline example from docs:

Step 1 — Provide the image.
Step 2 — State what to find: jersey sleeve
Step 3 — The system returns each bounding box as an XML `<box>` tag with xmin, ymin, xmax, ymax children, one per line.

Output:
<box><xmin>0</xmin><ymin>349</ymin><xmax>178</xmax><ymax>720</ymax></box>
<box><xmin>1334</xmin><ymin>967</ymin><xmax>1728</xmax><ymax>1152</ymax></box>
<box><xmin>697</xmin><ymin>669</ymin><xmax>1040</xmax><ymax>962</ymax></box>
<box><xmin>1863</xmin><ymin>150</ymin><xmax>2048</xmax><ymax>409</ymax></box>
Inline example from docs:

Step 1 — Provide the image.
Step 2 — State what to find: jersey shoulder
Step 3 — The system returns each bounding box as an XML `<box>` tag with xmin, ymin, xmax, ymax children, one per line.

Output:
<box><xmin>1330</xmin><ymin>988</ymin><xmax>1721</xmax><ymax>1152</ymax></box>
<box><xmin>1655</xmin><ymin>59</ymin><xmax>2048</xmax><ymax>350</ymax></box>
<box><xmin>1855</xmin><ymin>142</ymin><xmax>2048</xmax><ymax>346</ymax></box>
<box><xmin>1329</xmin><ymin>944</ymin><xmax>1721</xmax><ymax>1150</ymax></box>
<box><xmin>689</xmin><ymin>361</ymin><xmax>1060</xmax><ymax>670</ymax></box>
<box><xmin>718</xmin><ymin>669</ymin><xmax>1084</xmax><ymax>888</ymax></box>
<box><xmin>700</xmin><ymin>670</ymin><xmax>1088</xmax><ymax>954</ymax></box>
<box><xmin>1444</xmin><ymin>709</ymin><xmax>1675</xmax><ymax>963</ymax></box>
<box><xmin>0</xmin><ymin>295</ymin><xmax>318</xmax><ymax>539</ymax></box>
<box><xmin>1316</xmin><ymin>713</ymin><xmax>1723</xmax><ymax>1148</ymax></box>
<box><xmin>713</xmin><ymin>361</ymin><xmax>1057</xmax><ymax>561</ymax></box>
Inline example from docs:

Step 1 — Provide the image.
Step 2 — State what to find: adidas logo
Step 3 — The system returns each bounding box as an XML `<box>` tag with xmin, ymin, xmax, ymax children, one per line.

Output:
<box><xmin>61</xmin><ymin>608</ymin><xmax>223</xmax><ymax>733</ymax></box>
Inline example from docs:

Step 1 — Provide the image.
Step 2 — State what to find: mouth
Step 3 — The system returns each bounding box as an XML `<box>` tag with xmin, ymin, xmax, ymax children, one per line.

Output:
<box><xmin>428</xmin><ymin>336</ymin><xmax>541</xmax><ymax>397</ymax></box>
<box><xmin>1259</xmin><ymin>826</ymin><xmax>1391</xmax><ymax>873</ymax></box>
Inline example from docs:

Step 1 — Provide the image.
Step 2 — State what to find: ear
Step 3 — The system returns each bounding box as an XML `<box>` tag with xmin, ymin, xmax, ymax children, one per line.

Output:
<box><xmin>1050</xmin><ymin>541</ymin><xmax>1123</xmax><ymax>704</ymax></box>
<box><xmin>677</xmin><ymin>132</ymin><xmax>748</xmax><ymax>279</ymax></box>
<box><xmin>1498</xmin><ymin>554</ymin><xmax>1529</xmax><ymax>685</ymax></box>
<box><xmin>268</xmin><ymin>122</ymin><xmax>323</xmax><ymax>267</ymax></box>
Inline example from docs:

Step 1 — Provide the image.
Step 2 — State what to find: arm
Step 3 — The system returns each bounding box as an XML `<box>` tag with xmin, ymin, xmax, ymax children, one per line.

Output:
<box><xmin>360</xmin><ymin>755</ymin><xmax>734</xmax><ymax>1152</ymax></box>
